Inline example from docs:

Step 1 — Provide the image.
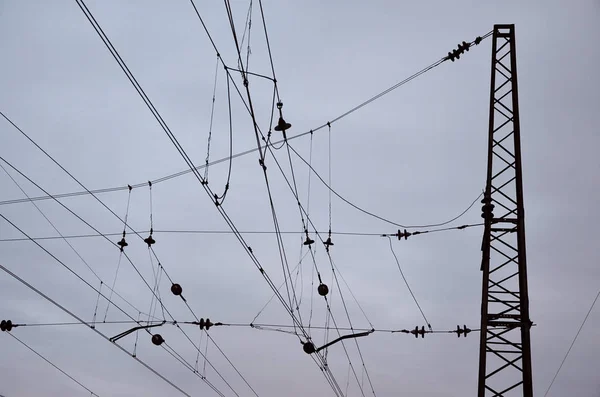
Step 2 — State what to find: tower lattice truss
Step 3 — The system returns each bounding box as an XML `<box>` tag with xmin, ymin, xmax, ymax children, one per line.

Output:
<box><xmin>478</xmin><ymin>24</ymin><xmax>533</xmax><ymax>397</ymax></box>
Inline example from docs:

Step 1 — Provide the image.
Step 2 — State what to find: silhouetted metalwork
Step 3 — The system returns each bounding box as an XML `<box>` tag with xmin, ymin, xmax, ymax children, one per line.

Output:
<box><xmin>0</xmin><ymin>320</ymin><xmax>14</xmax><ymax>332</ymax></box>
<box><xmin>170</xmin><ymin>283</ymin><xmax>183</xmax><ymax>296</ymax></box>
<box><xmin>109</xmin><ymin>321</ymin><xmax>165</xmax><ymax>343</ymax></box>
<box><xmin>303</xmin><ymin>230</ymin><xmax>315</xmax><ymax>246</ymax></box>
<box><xmin>273</xmin><ymin>101</ymin><xmax>291</xmax><ymax>132</ymax></box>
<box><xmin>317</xmin><ymin>283</ymin><xmax>329</xmax><ymax>297</ymax></box>
<box><xmin>194</xmin><ymin>318</ymin><xmax>216</xmax><ymax>331</ymax></box>
<box><xmin>478</xmin><ymin>24</ymin><xmax>533</xmax><ymax>397</ymax></box>
<box><xmin>144</xmin><ymin>230</ymin><xmax>156</xmax><ymax>247</ymax></box>
<box><xmin>455</xmin><ymin>325</ymin><xmax>472</xmax><ymax>338</ymax></box>
<box><xmin>396</xmin><ymin>326</ymin><xmax>427</xmax><ymax>338</ymax></box>
<box><xmin>151</xmin><ymin>334</ymin><xmax>165</xmax><ymax>346</ymax></box>
<box><xmin>302</xmin><ymin>330</ymin><xmax>372</xmax><ymax>354</ymax></box>
<box><xmin>395</xmin><ymin>229</ymin><xmax>418</xmax><ymax>240</ymax></box>
<box><xmin>446</xmin><ymin>37</ymin><xmax>483</xmax><ymax>62</ymax></box>
<box><xmin>117</xmin><ymin>231</ymin><xmax>128</xmax><ymax>251</ymax></box>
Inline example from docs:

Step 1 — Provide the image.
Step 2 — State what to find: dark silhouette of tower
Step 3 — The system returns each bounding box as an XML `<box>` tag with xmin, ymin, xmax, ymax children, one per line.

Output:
<box><xmin>477</xmin><ymin>24</ymin><xmax>533</xmax><ymax>397</ymax></box>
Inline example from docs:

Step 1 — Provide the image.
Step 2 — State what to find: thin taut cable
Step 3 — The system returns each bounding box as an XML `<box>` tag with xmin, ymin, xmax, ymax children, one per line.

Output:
<box><xmin>544</xmin><ymin>287</ymin><xmax>600</xmax><ymax>396</ymax></box>
<box><xmin>289</xmin><ymin>143</ymin><xmax>483</xmax><ymax>229</ymax></box>
<box><xmin>104</xmin><ymin>186</ymin><xmax>132</xmax><ymax>321</ymax></box>
<box><xmin>387</xmin><ymin>237</ymin><xmax>431</xmax><ymax>330</ymax></box>
<box><xmin>8</xmin><ymin>333</ymin><xmax>100</xmax><ymax>396</ymax></box>
<box><xmin>0</xmin><ymin>32</ymin><xmax>491</xmax><ymax>208</ymax></box>
<box><xmin>0</xmin><ymin>263</ymin><xmax>191</xmax><ymax>396</ymax></box>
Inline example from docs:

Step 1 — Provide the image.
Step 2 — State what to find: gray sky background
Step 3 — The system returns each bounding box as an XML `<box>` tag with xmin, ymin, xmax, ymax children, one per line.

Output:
<box><xmin>1</xmin><ymin>1</ymin><xmax>599</xmax><ymax>396</ymax></box>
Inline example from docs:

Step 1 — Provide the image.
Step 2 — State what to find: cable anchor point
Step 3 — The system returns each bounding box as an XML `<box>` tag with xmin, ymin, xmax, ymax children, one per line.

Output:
<box><xmin>144</xmin><ymin>228</ymin><xmax>156</xmax><ymax>247</ymax></box>
<box><xmin>303</xmin><ymin>231</ymin><xmax>315</xmax><ymax>246</ymax></box>
<box><xmin>274</xmin><ymin>101</ymin><xmax>292</xmax><ymax>133</ymax></box>
<box><xmin>117</xmin><ymin>231</ymin><xmax>128</xmax><ymax>252</ymax></box>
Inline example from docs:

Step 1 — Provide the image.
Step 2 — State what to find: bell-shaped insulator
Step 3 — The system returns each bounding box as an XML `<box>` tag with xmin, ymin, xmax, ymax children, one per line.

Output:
<box><xmin>144</xmin><ymin>235</ymin><xmax>156</xmax><ymax>247</ymax></box>
<box><xmin>151</xmin><ymin>334</ymin><xmax>164</xmax><ymax>346</ymax></box>
<box><xmin>317</xmin><ymin>283</ymin><xmax>329</xmax><ymax>297</ymax></box>
<box><xmin>303</xmin><ymin>341</ymin><xmax>316</xmax><ymax>354</ymax></box>
<box><xmin>303</xmin><ymin>236</ymin><xmax>315</xmax><ymax>246</ymax></box>
<box><xmin>324</xmin><ymin>237</ymin><xmax>334</xmax><ymax>248</ymax></box>
<box><xmin>117</xmin><ymin>237</ymin><xmax>128</xmax><ymax>251</ymax></box>
<box><xmin>274</xmin><ymin>117</ymin><xmax>292</xmax><ymax>132</ymax></box>
<box><xmin>171</xmin><ymin>283</ymin><xmax>182</xmax><ymax>296</ymax></box>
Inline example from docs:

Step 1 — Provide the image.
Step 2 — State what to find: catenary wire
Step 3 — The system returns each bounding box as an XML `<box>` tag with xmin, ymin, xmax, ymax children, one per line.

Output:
<box><xmin>70</xmin><ymin>4</ymin><xmax>489</xmax><ymax>393</ymax></box>
<box><xmin>264</xmin><ymin>130</ymin><xmax>376</xmax><ymax>394</ymax></box>
<box><xmin>221</xmin><ymin>0</ymin><xmax>307</xmax><ymax>340</ymax></box>
<box><xmin>0</xmin><ymin>223</ymin><xmax>483</xmax><ymax>243</ymax></box>
<box><xmin>74</xmin><ymin>2</ymin><xmax>312</xmax><ymax>382</ymax></box>
<box><xmin>0</xmin><ymin>31</ymin><xmax>491</xmax><ymax>214</ymax></box>
<box><xmin>0</xmin><ymin>162</ymin><xmax>158</xmax><ymax>322</ymax></box>
<box><xmin>8</xmin><ymin>5</ymin><xmax>258</xmax><ymax>390</ymax></box>
<box><xmin>185</xmin><ymin>0</ymin><xmax>314</xmax><ymax>339</ymax></box>
<box><xmin>188</xmin><ymin>1</ymin><xmax>344</xmax><ymax>392</ymax></box>
<box><xmin>387</xmin><ymin>237</ymin><xmax>431</xmax><ymax>329</ymax></box>
<box><xmin>0</xmin><ymin>263</ymin><xmax>191</xmax><ymax>397</ymax></box>
<box><xmin>0</xmin><ymin>230</ymin><xmax>383</xmax><ymax>242</ymax></box>
<box><xmin>0</xmin><ymin>139</ymin><xmax>241</xmax><ymax>396</ymax></box>
<box><xmin>288</xmin><ymin>142</ymin><xmax>484</xmax><ymax>229</ymax></box>
<box><xmin>12</xmin><ymin>319</ymin><xmax>487</xmax><ymax>335</ymax></box>
<box><xmin>543</xmin><ymin>287</ymin><xmax>600</xmax><ymax>396</ymax></box>
<box><xmin>0</xmin><ymin>210</ymin><xmax>231</xmax><ymax>395</ymax></box>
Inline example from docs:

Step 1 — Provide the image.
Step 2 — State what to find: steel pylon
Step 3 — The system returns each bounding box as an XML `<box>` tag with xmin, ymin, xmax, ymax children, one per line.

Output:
<box><xmin>477</xmin><ymin>24</ymin><xmax>533</xmax><ymax>397</ymax></box>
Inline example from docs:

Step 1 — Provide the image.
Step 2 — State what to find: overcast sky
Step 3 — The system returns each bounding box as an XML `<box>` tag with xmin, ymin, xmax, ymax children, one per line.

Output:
<box><xmin>1</xmin><ymin>1</ymin><xmax>599</xmax><ymax>396</ymax></box>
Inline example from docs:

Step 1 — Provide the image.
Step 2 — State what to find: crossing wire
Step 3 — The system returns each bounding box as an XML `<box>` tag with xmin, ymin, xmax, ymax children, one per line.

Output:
<box><xmin>12</xmin><ymin>319</ymin><xmax>487</xmax><ymax>335</ymax></box>
<box><xmin>0</xmin><ymin>209</ymin><xmax>234</xmax><ymax>396</ymax></box>
<box><xmin>0</xmin><ymin>162</ymin><xmax>158</xmax><ymax>322</ymax></box>
<box><xmin>259</xmin><ymin>124</ymin><xmax>377</xmax><ymax>395</ymax></box>
<box><xmin>0</xmin><ymin>263</ymin><xmax>191</xmax><ymax>397</ymax></box>
<box><xmin>0</xmin><ymin>31</ymin><xmax>492</xmax><ymax>213</ymax></box>
<box><xmin>0</xmin><ymin>224</ymin><xmax>483</xmax><ymax>243</ymax></box>
<box><xmin>8</xmin><ymin>4</ymin><xmax>258</xmax><ymax>392</ymax></box>
<box><xmin>0</xmin><ymin>129</ymin><xmax>241</xmax><ymax>396</ymax></box>
<box><xmin>71</xmin><ymin>7</ymin><xmax>325</xmax><ymax>396</ymax></box>
<box><xmin>187</xmin><ymin>1</ymin><xmax>345</xmax><ymax>393</ymax></box>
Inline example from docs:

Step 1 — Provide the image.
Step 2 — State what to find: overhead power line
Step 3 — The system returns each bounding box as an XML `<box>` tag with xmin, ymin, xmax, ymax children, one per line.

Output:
<box><xmin>6</xmin><ymin>333</ymin><xmax>100</xmax><ymax>396</ymax></box>
<box><xmin>73</xmin><ymin>2</ymin><xmax>332</xmax><ymax>394</ymax></box>
<box><xmin>543</xmin><ymin>287</ymin><xmax>600</xmax><ymax>396</ymax></box>
<box><xmin>287</xmin><ymin>143</ymin><xmax>484</xmax><ymax>229</ymax></box>
<box><xmin>0</xmin><ymin>111</ymin><xmax>249</xmax><ymax>397</ymax></box>
<box><xmin>387</xmin><ymin>237</ymin><xmax>431</xmax><ymax>330</ymax></box>
<box><xmin>5</xmin><ymin>318</ymin><xmax>491</xmax><ymax>337</ymax></box>
<box><xmin>0</xmin><ymin>30</ymin><xmax>491</xmax><ymax>217</ymax></box>
<box><xmin>0</xmin><ymin>263</ymin><xmax>191</xmax><ymax>397</ymax></box>
<box><xmin>0</xmin><ymin>223</ymin><xmax>483</xmax><ymax>243</ymax></box>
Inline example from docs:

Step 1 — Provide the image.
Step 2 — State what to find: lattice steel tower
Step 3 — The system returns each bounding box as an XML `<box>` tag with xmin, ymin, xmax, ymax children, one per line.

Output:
<box><xmin>477</xmin><ymin>24</ymin><xmax>533</xmax><ymax>397</ymax></box>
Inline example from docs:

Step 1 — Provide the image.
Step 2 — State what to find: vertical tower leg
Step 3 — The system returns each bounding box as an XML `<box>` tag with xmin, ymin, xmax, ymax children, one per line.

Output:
<box><xmin>477</xmin><ymin>24</ymin><xmax>533</xmax><ymax>397</ymax></box>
